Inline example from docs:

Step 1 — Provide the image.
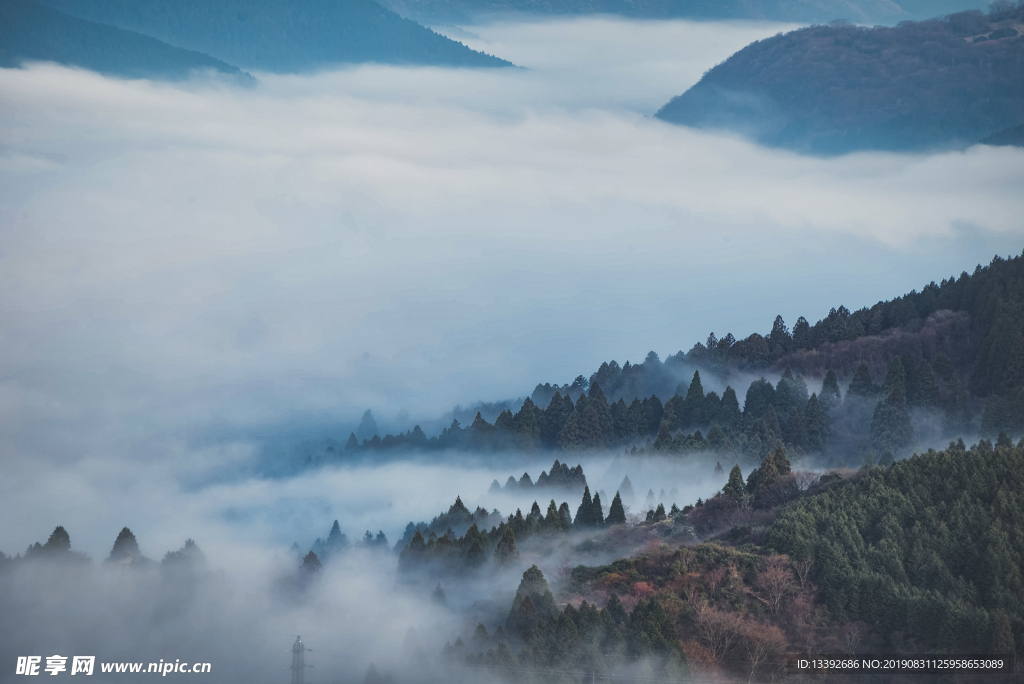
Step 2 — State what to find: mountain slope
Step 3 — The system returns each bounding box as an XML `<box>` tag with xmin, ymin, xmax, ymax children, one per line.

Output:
<box><xmin>656</xmin><ymin>8</ymin><xmax>1024</xmax><ymax>154</ymax></box>
<box><xmin>0</xmin><ymin>0</ymin><xmax>252</xmax><ymax>80</ymax></box>
<box><xmin>380</xmin><ymin>0</ymin><xmax>985</xmax><ymax>26</ymax></box>
<box><xmin>34</xmin><ymin>0</ymin><xmax>513</xmax><ymax>71</ymax></box>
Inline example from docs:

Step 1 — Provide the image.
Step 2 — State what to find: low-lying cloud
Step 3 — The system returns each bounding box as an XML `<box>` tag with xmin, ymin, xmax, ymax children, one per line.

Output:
<box><xmin>1</xmin><ymin>15</ymin><xmax>1022</xmax><ymax>557</ymax></box>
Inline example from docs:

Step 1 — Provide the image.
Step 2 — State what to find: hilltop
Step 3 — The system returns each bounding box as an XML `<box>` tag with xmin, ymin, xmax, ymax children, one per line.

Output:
<box><xmin>656</xmin><ymin>6</ymin><xmax>1024</xmax><ymax>154</ymax></box>
<box><xmin>0</xmin><ymin>0</ymin><xmax>252</xmax><ymax>81</ymax></box>
<box><xmin>34</xmin><ymin>0</ymin><xmax>513</xmax><ymax>71</ymax></box>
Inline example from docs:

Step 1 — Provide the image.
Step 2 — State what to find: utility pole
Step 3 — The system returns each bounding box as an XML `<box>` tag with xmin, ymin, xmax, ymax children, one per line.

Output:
<box><xmin>291</xmin><ymin>636</ymin><xmax>309</xmax><ymax>684</ymax></box>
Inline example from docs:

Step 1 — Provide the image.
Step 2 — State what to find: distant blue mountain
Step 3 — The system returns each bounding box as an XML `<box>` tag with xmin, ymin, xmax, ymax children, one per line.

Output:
<box><xmin>378</xmin><ymin>0</ymin><xmax>986</xmax><ymax>26</ymax></box>
<box><xmin>35</xmin><ymin>0</ymin><xmax>514</xmax><ymax>71</ymax></box>
<box><xmin>0</xmin><ymin>0</ymin><xmax>253</xmax><ymax>81</ymax></box>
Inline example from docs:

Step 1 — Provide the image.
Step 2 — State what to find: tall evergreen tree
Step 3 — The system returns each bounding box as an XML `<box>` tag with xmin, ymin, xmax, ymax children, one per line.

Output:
<box><xmin>871</xmin><ymin>384</ymin><xmax>913</xmax><ymax>453</ymax></box>
<box><xmin>880</xmin><ymin>357</ymin><xmax>907</xmax><ymax>399</ymax></box>
<box><xmin>575</xmin><ymin>486</ymin><xmax>594</xmax><ymax>527</ymax></box>
<box><xmin>591</xmin><ymin>492</ymin><xmax>605</xmax><ymax>525</ymax></box>
<box><xmin>912</xmin><ymin>359</ymin><xmax>940</xmax><ymax>408</ymax></box>
<box><xmin>723</xmin><ymin>465</ymin><xmax>745</xmax><ymax>499</ymax></box>
<box><xmin>719</xmin><ymin>386</ymin><xmax>742</xmax><ymax>428</ymax></box>
<box><xmin>847</xmin><ymin>363</ymin><xmax>875</xmax><ymax>397</ymax></box>
<box><xmin>820</xmin><ymin>369</ymin><xmax>842</xmax><ymax>412</ymax></box>
<box><xmin>44</xmin><ymin>526</ymin><xmax>71</xmax><ymax>553</ymax></box>
<box><xmin>301</xmin><ymin>550</ymin><xmax>322</xmax><ymax>572</ymax></box>
<box><xmin>494</xmin><ymin>525</ymin><xmax>519</xmax><ymax>564</ymax></box>
<box><xmin>682</xmin><ymin>370</ymin><xmax>705</xmax><ymax>427</ymax></box>
<box><xmin>607</xmin><ymin>492</ymin><xmax>626</xmax><ymax>525</ymax></box>
<box><xmin>108</xmin><ymin>527</ymin><xmax>142</xmax><ymax>562</ymax></box>
<box><xmin>805</xmin><ymin>393</ymin><xmax>827</xmax><ymax>451</ymax></box>
<box><xmin>773</xmin><ymin>445</ymin><xmax>791</xmax><ymax>475</ymax></box>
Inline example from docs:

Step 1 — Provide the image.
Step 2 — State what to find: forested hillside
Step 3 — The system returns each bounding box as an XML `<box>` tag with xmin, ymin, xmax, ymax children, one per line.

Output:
<box><xmin>345</xmin><ymin>251</ymin><xmax>1024</xmax><ymax>461</ymax></box>
<box><xmin>412</xmin><ymin>440</ymin><xmax>1023</xmax><ymax>682</ymax></box>
<box><xmin>656</xmin><ymin>5</ymin><xmax>1024</xmax><ymax>153</ymax></box>
<box><xmin>0</xmin><ymin>0</ymin><xmax>252</xmax><ymax>81</ymax></box>
<box><xmin>34</xmin><ymin>0</ymin><xmax>513</xmax><ymax>71</ymax></box>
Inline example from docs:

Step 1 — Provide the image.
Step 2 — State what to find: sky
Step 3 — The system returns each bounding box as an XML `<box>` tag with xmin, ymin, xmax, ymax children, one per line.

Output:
<box><xmin>1</xmin><ymin>14</ymin><xmax>1023</xmax><ymax>556</ymax></box>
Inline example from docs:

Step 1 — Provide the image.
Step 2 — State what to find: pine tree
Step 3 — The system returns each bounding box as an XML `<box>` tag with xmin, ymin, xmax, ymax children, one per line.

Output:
<box><xmin>301</xmin><ymin>551</ymin><xmax>322</xmax><ymax>572</ymax></box>
<box><xmin>880</xmin><ymin>357</ymin><xmax>907</xmax><ymax>399</ymax></box>
<box><xmin>723</xmin><ymin>465</ymin><xmax>745</xmax><ymax>499</ymax></box>
<box><xmin>758</xmin><ymin>452</ymin><xmax>780</xmax><ymax>490</ymax></box>
<box><xmin>990</xmin><ymin>610</ymin><xmax>1015</xmax><ymax>655</ymax></box>
<box><xmin>871</xmin><ymin>384</ymin><xmax>913</xmax><ymax>453</ymax></box>
<box><xmin>591</xmin><ymin>492</ymin><xmax>605</xmax><ymax>525</ymax></box>
<box><xmin>575</xmin><ymin>486</ymin><xmax>594</xmax><ymax>527</ymax></box>
<box><xmin>784</xmin><ymin>409</ymin><xmax>809</xmax><ymax>449</ymax></box>
<box><xmin>558</xmin><ymin>502</ymin><xmax>572</xmax><ymax>530</ymax></box>
<box><xmin>108</xmin><ymin>527</ymin><xmax>142</xmax><ymax>562</ymax></box>
<box><xmin>805</xmin><ymin>393</ymin><xmax>827</xmax><ymax>451</ymax></box>
<box><xmin>847</xmin><ymin>363</ymin><xmax>875</xmax><ymax>397</ymax></box>
<box><xmin>44</xmin><ymin>526</ymin><xmax>71</xmax><ymax>553</ymax></box>
<box><xmin>607</xmin><ymin>492</ymin><xmax>627</xmax><ymax>525</ymax></box>
<box><xmin>773</xmin><ymin>445</ymin><xmax>791</xmax><ymax>475</ymax></box>
<box><xmin>494</xmin><ymin>526</ymin><xmax>520</xmax><ymax>564</ymax></box>
<box><xmin>912</xmin><ymin>359</ymin><xmax>940</xmax><ymax>408</ymax></box>
<box><xmin>820</xmin><ymin>369</ymin><xmax>842</xmax><ymax>412</ymax></box>
<box><xmin>618</xmin><ymin>475</ymin><xmax>634</xmax><ymax>501</ymax></box>
<box><xmin>432</xmin><ymin>583</ymin><xmax>447</xmax><ymax>605</ymax></box>
<box><xmin>719</xmin><ymin>386</ymin><xmax>742</xmax><ymax>428</ymax></box>
<box><xmin>345</xmin><ymin>432</ymin><xmax>359</xmax><ymax>450</ymax></box>
<box><xmin>682</xmin><ymin>371</ymin><xmax>705</xmax><ymax>427</ymax></box>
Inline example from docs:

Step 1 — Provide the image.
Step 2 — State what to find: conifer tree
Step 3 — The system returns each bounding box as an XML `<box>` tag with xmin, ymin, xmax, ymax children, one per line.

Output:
<box><xmin>494</xmin><ymin>526</ymin><xmax>519</xmax><ymax>564</ymax></box>
<box><xmin>805</xmin><ymin>393</ymin><xmax>827</xmax><ymax>451</ymax></box>
<box><xmin>773</xmin><ymin>445</ymin><xmax>792</xmax><ymax>476</ymax></box>
<box><xmin>784</xmin><ymin>409</ymin><xmax>809</xmax><ymax>449</ymax></box>
<box><xmin>848</xmin><ymin>363</ymin><xmax>875</xmax><ymax>397</ymax></box>
<box><xmin>820</xmin><ymin>369</ymin><xmax>842</xmax><ymax>412</ymax></box>
<box><xmin>432</xmin><ymin>583</ymin><xmax>447</xmax><ymax>606</ymax></box>
<box><xmin>575</xmin><ymin>486</ymin><xmax>594</xmax><ymax>527</ymax></box>
<box><xmin>682</xmin><ymin>371</ymin><xmax>705</xmax><ymax>427</ymax></box>
<box><xmin>618</xmin><ymin>475</ymin><xmax>634</xmax><ymax>501</ymax></box>
<box><xmin>880</xmin><ymin>357</ymin><xmax>907</xmax><ymax>399</ymax></box>
<box><xmin>345</xmin><ymin>432</ymin><xmax>359</xmax><ymax>450</ymax></box>
<box><xmin>719</xmin><ymin>386</ymin><xmax>742</xmax><ymax>428</ymax></box>
<box><xmin>108</xmin><ymin>527</ymin><xmax>142</xmax><ymax>562</ymax></box>
<box><xmin>558</xmin><ymin>502</ymin><xmax>572</xmax><ymax>530</ymax></box>
<box><xmin>912</xmin><ymin>359</ymin><xmax>940</xmax><ymax>408</ymax></box>
<box><xmin>591</xmin><ymin>492</ymin><xmax>605</xmax><ymax>525</ymax></box>
<box><xmin>991</xmin><ymin>610</ymin><xmax>1015</xmax><ymax>655</ymax></box>
<box><xmin>871</xmin><ymin>384</ymin><xmax>913</xmax><ymax>453</ymax></box>
<box><xmin>44</xmin><ymin>526</ymin><xmax>71</xmax><ymax>553</ymax></box>
<box><xmin>723</xmin><ymin>465</ymin><xmax>745</xmax><ymax>500</ymax></box>
<box><xmin>607</xmin><ymin>492</ymin><xmax>627</xmax><ymax>525</ymax></box>
<box><xmin>301</xmin><ymin>551</ymin><xmax>322</xmax><ymax>572</ymax></box>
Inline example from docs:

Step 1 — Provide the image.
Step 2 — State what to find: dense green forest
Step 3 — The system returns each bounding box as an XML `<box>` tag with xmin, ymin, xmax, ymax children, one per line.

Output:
<box><xmin>432</xmin><ymin>440</ymin><xmax>1023</xmax><ymax>682</ymax></box>
<box><xmin>33</xmin><ymin>0</ymin><xmax>513</xmax><ymax>71</ymax></box>
<box><xmin>0</xmin><ymin>0</ymin><xmax>252</xmax><ymax>81</ymax></box>
<box><xmin>345</xmin><ymin>251</ymin><xmax>1024</xmax><ymax>463</ymax></box>
<box><xmin>656</xmin><ymin>5</ymin><xmax>1024</xmax><ymax>153</ymax></box>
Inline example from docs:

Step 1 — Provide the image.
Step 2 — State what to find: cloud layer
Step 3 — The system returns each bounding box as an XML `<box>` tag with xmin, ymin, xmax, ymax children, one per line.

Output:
<box><xmin>0</xmin><ymin>15</ymin><xmax>1022</xmax><ymax>550</ymax></box>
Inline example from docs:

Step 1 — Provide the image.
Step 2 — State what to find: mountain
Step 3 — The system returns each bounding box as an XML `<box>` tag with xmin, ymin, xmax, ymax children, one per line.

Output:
<box><xmin>0</xmin><ymin>0</ymin><xmax>252</xmax><ymax>81</ymax></box>
<box><xmin>656</xmin><ymin>7</ymin><xmax>1024</xmax><ymax>154</ymax></box>
<box><xmin>344</xmin><ymin>250</ymin><xmax>1024</xmax><ymax>465</ymax></box>
<box><xmin>34</xmin><ymin>0</ymin><xmax>513</xmax><ymax>71</ymax></box>
<box><xmin>380</xmin><ymin>0</ymin><xmax>986</xmax><ymax>26</ymax></box>
<box><xmin>983</xmin><ymin>122</ymin><xmax>1024</xmax><ymax>145</ymax></box>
